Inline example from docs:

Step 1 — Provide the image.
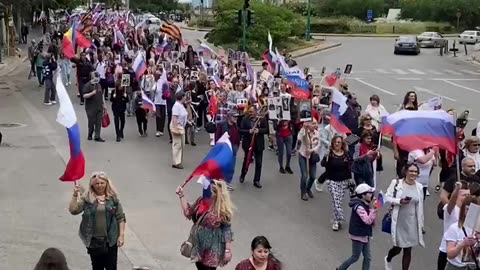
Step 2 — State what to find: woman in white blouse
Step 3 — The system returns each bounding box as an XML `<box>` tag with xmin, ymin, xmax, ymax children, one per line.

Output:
<box><xmin>364</xmin><ymin>94</ymin><xmax>387</xmax><ymax>130</ymax></box>
<box><xmin>171</xmin><ymin>91</ymin><xmax>188</xmax><ymax>169</ymax></box>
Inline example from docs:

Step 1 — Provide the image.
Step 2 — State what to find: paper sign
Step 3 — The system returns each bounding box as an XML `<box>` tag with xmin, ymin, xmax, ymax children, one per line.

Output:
<box><xmin>299</xmin><ymin>100</ymin><xmax>312</xmax><ymax>122</ymax></box>
<box><xmin>121</xmin><ymin>74</ymin><xmax>130</xmax><ymax>87</ymax></box>
<box><xmin>344</xmin><ymin>64</ymin><xmax>353</xmax><ymax>74</ymax></box>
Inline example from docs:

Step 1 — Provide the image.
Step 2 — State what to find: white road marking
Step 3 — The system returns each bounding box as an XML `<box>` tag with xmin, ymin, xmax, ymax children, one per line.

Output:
<box><xmin>441</xmin><ymin>80</ymin><xmax>480</xmax><ymax>94</ymax></box>
<box><xmin>354</xmin><ymin>78</ymin><xmax>396</xmax><ymax>96</ymax></box>
<box><xmin>396</xmin><ymin>78</ymin><xmax>422</xmax><ymax>80</ymax></box>
<box><xmin>460</xmin><ymin>69</ymin><xmax>480</xmax><ymax>75</ymax></box>
<box><xmin>444</xmin><ymin>69</ymin><xmax>462</xmax><ymax>75</ymax></box>
<box><xmin>431</xmin><ymin>78</ymin><xmax>480</xmax><ymax>81</ymax></box>
<box><xmin>407</xmin><ymin>69</ymin><xmax>425</xmax><ymax>75</ymax></box>
<box><xmin>428</xmin><ymin>70</ymin><xmax>443</xmax><ymax>75</ymax></box>
<box><xmin>392</xmin><ymin>69</ymin><xmax>408</xmax><ymax>75</ymax></box>
<box><xmin>374</xmin><ymin>68</ymin><xmax>391</xmax><ymax>74</ymax></box>
<box><xmin>413</xmin><ymin>86</ymin><xmax>456</xmax><ymax>101</ymax></box>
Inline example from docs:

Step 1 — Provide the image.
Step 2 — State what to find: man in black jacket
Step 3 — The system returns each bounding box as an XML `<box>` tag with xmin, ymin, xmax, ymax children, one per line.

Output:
<box><xmin>239</xmin><ymin>106</ymin><xmax>269</xmax><ymax>188</ymax></box>
<box><xmin>42</xmin><ymin>54</ymin><xmax>58</xmax><ymax>105</ymax></box>
<box><xmin>71</xmin><ymin>52</ymin><xmax>94</xmax><ymax>105</ymax></box>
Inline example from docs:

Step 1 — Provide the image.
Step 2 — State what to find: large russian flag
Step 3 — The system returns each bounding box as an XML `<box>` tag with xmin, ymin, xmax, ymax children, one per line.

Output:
<box><xmin>184</xmin><ymin>133</ymin><xmax>235</xmax><ymax>213</ymax></box>
<box><xmin>385</xmin><ymin>110</ymin><xmax>457</xmax><ymax>153</ymax></box>
<box><xmin>330</xmin><ymin>87</ymin><xmax>351</xmax><ymax>134</ymax></box>
<box><xmin>55</xmin><ymin>74</ymin><xmax>86</xmax><ymax>181</ymax></box>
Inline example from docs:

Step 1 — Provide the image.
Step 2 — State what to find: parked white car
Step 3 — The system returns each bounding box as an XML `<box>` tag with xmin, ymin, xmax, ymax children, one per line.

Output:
<box><xmin>459</xmin><ymin>30</ymin><xmax>480</xmax><ymax>44</ymax></box>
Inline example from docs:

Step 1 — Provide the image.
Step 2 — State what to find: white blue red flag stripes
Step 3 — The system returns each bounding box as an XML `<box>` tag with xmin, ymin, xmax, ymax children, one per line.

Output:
<box><xmin>183</xmin><ymin>132</ymin><xmax>235</xmax><ymax>186</ymax></box>
<box><xmin>330</xmin><ymin>87</ymin><xmax>351</xmax><ymax>134</ymax></box>
<box><xmin>132</xmin><ymin>53</ymin><xmax>147</xmax><ymax>80</ymax></box>
<box><xmin>382</xmin><ymin>110</ymin><xmax>456</xmax><ymax>153</ymax></box>
<box><xmin>55</xmin><ymin>74</ymin><xmax>86</xmax><ymax>182</ymax></box>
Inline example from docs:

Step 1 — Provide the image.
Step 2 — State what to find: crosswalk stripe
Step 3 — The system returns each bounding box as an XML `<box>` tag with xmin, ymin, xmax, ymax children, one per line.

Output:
<box><xmin>407</xmin><ymin>69</ymin><xmax>425</xmax><ymax>75</ymax></box>
<box><xmin>428</xmin><ymin>70</ymin><xmax>443</xmax><ymax>75</ymax></box>
<box><xmin>392</xmin><ymin>69</ymin><xmax>408</xmax><ymax>75</ymax></box>
<box><xmin>374</xmin><ymin>68</ymin><xmax>390</xmax><ymax>74</ymax></box>
<box><xmin>444</xmin><ymin>69</ymin><xmax>462</xmax><ymax>75</ymax></box>
<box><xmin>460</xmin><ymin>69</ymin><xmax>480</xmax><ymax>75</ymax></box>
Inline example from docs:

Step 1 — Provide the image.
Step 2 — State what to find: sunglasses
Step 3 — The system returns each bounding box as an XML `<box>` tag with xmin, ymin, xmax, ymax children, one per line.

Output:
<box><xmin>91</xmin><ymin>171</ymin><xmax>107</xmax><ymax>179</ymax></box>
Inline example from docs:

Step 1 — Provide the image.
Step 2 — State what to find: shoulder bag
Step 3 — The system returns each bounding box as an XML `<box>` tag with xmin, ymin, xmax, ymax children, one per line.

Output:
<box><xmin>180</xmin><ymin>212</ymin><xmax>207</xmax><ymax>258</ymax></box>
<box><xmin>382</xmin><ymin>179</ymin><xmax>399</xmax><ymax>234</ymax></box>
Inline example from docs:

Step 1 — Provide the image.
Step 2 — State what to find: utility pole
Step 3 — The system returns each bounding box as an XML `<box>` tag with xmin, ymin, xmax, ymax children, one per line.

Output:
<box><xmin>0</xmin><ymin>3</ymin><xmax>4</xmax><ymax>64</ymax></box>
<box><xmin>305</xmin><ymin>0</ymin><xmax>311</xmax><ymax>41</ymax></box>
<box><xmin>242</xmin><ymin>0</ymin><xmax>249</xmax><ymax>51</ymax></box>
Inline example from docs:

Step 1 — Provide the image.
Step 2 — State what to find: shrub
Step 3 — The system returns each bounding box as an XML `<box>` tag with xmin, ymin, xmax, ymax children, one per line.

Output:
<box><xmin>187</xmin><ymin>17</ymin><xmax>215</xmax><ymax>28</ymax></box>
<box><xmin>209</xmin><ymin>0</ymin><xmax>306</xmax><ymax>58</ymax></box>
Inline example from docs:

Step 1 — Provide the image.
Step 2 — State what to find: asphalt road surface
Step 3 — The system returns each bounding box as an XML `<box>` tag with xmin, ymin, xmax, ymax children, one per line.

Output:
<box><xmin>0</xmin><ymin>30</ymin><xmax>475</xmax><ymax>270</ymax></box>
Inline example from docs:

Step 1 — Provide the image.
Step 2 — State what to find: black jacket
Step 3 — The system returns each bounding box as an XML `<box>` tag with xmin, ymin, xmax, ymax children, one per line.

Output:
<box><xmin>239</xmin><ymin>117</ymin><xmax>268</xmax><ymax>151</ymax></box>
<box><xmin>71</xmin><ymin>58</ymin><xmax>93</xmax><ymax>80</ymax></box>
<box><xmin>110</xmin><ymin>90</ymin><xmax>129</xmax><ymax>114</ymax></box>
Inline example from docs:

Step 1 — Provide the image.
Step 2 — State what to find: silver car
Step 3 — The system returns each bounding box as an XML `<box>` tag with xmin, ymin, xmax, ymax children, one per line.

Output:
<box><xmin>417</xmin><ymin>32</ymin><xmax>447</xmax><ymax>48</ymax></box>
<box><xmin>459</xmin><ymin>30</ymin><xmax>480</xmax><ymax>44</ymax></box>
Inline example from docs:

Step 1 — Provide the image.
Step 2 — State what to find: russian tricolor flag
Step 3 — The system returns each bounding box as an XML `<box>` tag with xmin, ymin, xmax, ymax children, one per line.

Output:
<box><xmin>55</xmin><ymin>74</ymin><xmax>85</xmax><ymax>182</ymax></box>
<box><xmin>286</xmin><ymin>75</ymin><xmax>310</xmax><ymax>100</ymax></box>
<box><xmin>262</xmin><ymin>49</ymin><xmax>276</xmax><ymax>75</ymax></box>
<box><xmin>330</xmin><ymin>87</ymin><xmax>351</xmax><ymax>134</ymax></box>
<box><xmin>382</xmin><ymin>110</ymin><xmax>457</xmax><ymax>153</ymax></box>
<box><xmin>141</xmin><ymin>90</ymin><xmax>156</xmax><ymax>112</ymax></box>
<box><xmin>132</xmin><ymin>53</ymin><xmax>147</xmax><ymax>80</ymax></box>
<box><xmin>198</xmin><ymin>42</ymin><xmax>214</xmax><ymax>56</ymax></box>
<box><xmin>185</xmin><ymin>133</ymin><xmax>235</xmax><ymax>213</ymax></box>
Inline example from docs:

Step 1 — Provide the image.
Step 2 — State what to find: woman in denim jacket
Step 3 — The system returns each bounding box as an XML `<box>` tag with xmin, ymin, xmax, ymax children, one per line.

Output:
<box><xmin>69</xmin><ymin>172</ymin><xmax>126</xmax><ymax>270</ymax></box>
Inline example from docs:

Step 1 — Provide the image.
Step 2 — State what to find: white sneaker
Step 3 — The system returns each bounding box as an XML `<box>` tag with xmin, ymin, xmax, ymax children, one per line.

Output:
<box><xmin>51</xmin><ymin>100</ymin><xmax>57</xmax><ymax>104</ymax></box>
<box><xmin>314</xmin><ymin>180</ymin><xmax>323</xmax><ymax>192</ymax></box>
<box><xmin>426</xmin><ymin>190</ymin><xmax>430</xmax><ymax>196</ymax></box>
<box><xmin>384</xmin><ymin>256</ymin><xmax>392</xmax><ymax>270</ymax></box>
<box><xmin>332</xmin><ymin>221</ymin><xmax>339</xmax><ymax>231</ymax></box>
<box><xmin>210</xmin><ymin>139</ymin><xmax>214</xmax><ymax>146</ymax></box>
<box><xmin>43</xmin><ymin>102</ymin><xmax>52</xmax><ymax>106</ymax></box>
<box><xmin>155</xmin><ymin>131</ymin><xmax>161</xmax><ymax>137</ymax></box>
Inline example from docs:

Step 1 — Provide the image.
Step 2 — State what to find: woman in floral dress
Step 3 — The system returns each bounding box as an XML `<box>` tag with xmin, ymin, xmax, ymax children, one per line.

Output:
<box><xmin>176</xmin><ymin>180</ymin><xmax>234</xmax><ymax>270</ymax></box>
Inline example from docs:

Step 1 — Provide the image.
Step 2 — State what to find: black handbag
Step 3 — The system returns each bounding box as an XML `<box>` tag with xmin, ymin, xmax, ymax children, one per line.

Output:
<box><xmin>382</xmin><ymin>179</ymin><xmax>399</xmax><ymax>234</ymax></box>
<box><xmin>205</xmin><ymin>121</ymin><xmax>216</xmax><ymax>134</ymax></box>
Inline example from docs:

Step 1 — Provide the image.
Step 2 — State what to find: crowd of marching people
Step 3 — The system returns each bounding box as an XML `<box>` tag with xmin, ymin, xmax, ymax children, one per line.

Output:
<box><xmin>23</xmin><ymin>5</ymin><xmax>480</xmax><ymax>270</ymax></box>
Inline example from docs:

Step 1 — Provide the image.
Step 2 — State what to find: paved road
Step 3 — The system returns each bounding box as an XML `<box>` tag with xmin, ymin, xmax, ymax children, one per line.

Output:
<box><xmin>0</xmin><ymin>31</ymin><xmax>455</xmax><ymax>270</ymax></box>
<box><xmin>298</xmin><ymin>36</ymin><xmax>480</xmax><ymax>125</ymax></box>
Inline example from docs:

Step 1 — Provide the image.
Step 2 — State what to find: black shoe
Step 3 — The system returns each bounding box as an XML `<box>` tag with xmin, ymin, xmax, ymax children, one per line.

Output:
<box><xmin>191</xmin><ymin>142</ymin><xmax>197</xmax><ymax>146</ymax></box>
<box><xmin>301</xmin><ymin>194</ymin><xmax>309</xmax><ymax>201</ymax></box>
<box><xmin>253</xmin><ymin>181</ymin><xmax>262</xmax><ymax>188</ymax></box>
<box><xmin>120</xmin><ymin>132</ymin><xmax>124</xmax><ymax>139</ymax></box>
<box><xmin>80</xmin><ymin>102</ymin><xmax>84</xmax><ymax>105</ymax></box>
<box><xmin>279</xmin><ymin>167</ymin><xmax>286</xmax><ymax>174</ymax></box>
<box><xmin>169</xmin><ymin>140</ymin><xmax>172</xmax><ymax>144</ymax></box>
<box><xmin>87</xmin><ymin>136</ymin><xmax>92</xmax><ymax>141</ymax></box>
<box><xmin>185</xmin><ymin>140</ymin><xmax>190</xmax><ymax>145</ymax></box>
<box><xmin>116</xmin><ymin>136</ymin><xmax>121</xmax><ymax>142</ymax></box>
<box><xmin>285</xmin><ymin>167</ymin><xmax>294</xmax><ymax>174</ymax></box>
<box><xmin>307</xmin><ymin>190</ymin><xmax>314</xmax><ymax>198</ymax></box>
<box><xmin>94</xmin><ymin>138</ymin><xmax>105</xmax><ymax>142</ymax></box>
<box><xmin>239</xmin><ymin>176</ymin><xmax>245</xmax><ymax>183</ymax></box>
<box><xmin>172</xmin><ymin>164</ymin><xmax>184</xmax><ymax>169</ymax></box>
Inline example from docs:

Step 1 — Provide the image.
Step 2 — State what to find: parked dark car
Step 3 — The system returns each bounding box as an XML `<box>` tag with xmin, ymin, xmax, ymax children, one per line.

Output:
<box><xmin>394</xmin><ymin>36</ymin><xmax>421</xmax><ymax>55</ymax></box>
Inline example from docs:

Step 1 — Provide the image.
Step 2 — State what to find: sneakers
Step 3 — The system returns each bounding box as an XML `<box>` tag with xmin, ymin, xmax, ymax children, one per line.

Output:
<box><xmin>314</xmin><ymin>180</ymin><xmax>324</xmax><ymax>192</ymax></box>
<box><xmin>332</xmin><ymin>221</ymin><xmax>340</xmax><ymax>231</ymax></box>
<box><xmin>51</xmin><ymin>100</ymin><xmax>57</xmax><ymax>104</ymax></box>
<box><xmin>268</xmin><ymin>145</ymin><xmax>275</xmax><ymax>151</ymax></box>
<box><xmin>426</xmin><ymin>190</ymin><xmax>430</xmax><ymax>196</ymax></box>
<box><xmin>291</xmin><ymin>149</ymin><xmax>297</xmax><ymax>156</ymax></box>
<box><xmin>307</xmin><ymin>190</ymin><xmax>314</xmax><ymax>198</ymax></box>
<box><xmin>155</xmin><ymin>131</ymin><xmax>163</xmax><ymax>137</ymax></box>
<box><xmin>43</xmin><ymin>102</ymin><xmax>52</xmax><ymax>106</ymax></box>
<box><xmin>209</xmin><ymin>139</ymin><xmax>214</xmax><ymax>146</ymax></box>
<box><xmin>384</xmin><ymin>256</ymin><xmax>392</xmax><ymax>270</ymax></box>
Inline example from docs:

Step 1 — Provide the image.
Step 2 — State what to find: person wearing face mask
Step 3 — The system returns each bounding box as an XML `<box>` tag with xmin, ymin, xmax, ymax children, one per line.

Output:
<box><xmin>336</xmin><ymin>184</ymin><xmax>377</xmax><ymax>270</ymax></box>
<box><xmin>235</xmin><ymin>236</ymin><xmax>282</xmax><ymax>270</ymax></box>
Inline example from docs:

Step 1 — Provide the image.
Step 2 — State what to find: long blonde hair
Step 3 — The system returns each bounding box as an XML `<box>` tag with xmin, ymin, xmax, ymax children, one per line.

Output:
<box><xmin>83</xmin><ymin>171</ymin><xmax>119</xmax><ymax>204</ymax></box>
<box><xmin>211</xmin><ymin>180</ymin><xmax>235</xmax><ymax>224</ymax></box>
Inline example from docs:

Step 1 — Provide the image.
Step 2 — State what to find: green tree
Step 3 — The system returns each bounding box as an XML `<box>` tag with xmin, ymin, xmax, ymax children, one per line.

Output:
<box><xmin>209</xmin><ymin>0</ymin><xmax>305</xmax><ymax>58</ymax></box>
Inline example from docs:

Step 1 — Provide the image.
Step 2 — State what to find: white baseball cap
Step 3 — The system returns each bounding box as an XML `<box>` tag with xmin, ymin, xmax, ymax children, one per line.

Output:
<box><xmin>355</xmin><ymin>183</ymin><xmax>374</xmax><ymax>195</ymax></box>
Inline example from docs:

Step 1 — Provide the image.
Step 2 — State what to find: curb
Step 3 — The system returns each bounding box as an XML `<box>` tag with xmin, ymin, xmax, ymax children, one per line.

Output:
<box><xmin>196</xmin><ymin>38</ymin><xmax>341</xmax><ymax>63</ymax></box>
<box><xmin>312</xmin><ymin>33</ymin><xmax>459</xmax><ymax>38</ymax></box>
<box><xmin>180</xmin><ymin>25</ymin><xmax>213</xmax><ymax>32</ymax></box>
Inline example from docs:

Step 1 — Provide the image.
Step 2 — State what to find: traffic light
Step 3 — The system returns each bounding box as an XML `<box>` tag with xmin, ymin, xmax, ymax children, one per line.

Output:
<box><xmin>244</xmin><ymin>0</ymin><xmax>250</xmax><ymax>9</ymax></box>
<box><xmin>247</xmin><ymin>10</ymin><xmax>255</xmax><ymax>26</ymax></box>
<box><xmin>237</xmin><ymin>10</ymin><xmax>242</xmax><ymax>25</ymax></box>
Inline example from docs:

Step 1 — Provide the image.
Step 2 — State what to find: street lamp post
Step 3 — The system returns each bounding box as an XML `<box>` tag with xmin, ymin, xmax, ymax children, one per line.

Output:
<box><xmin>305</xmin><ymin>0</ymin><xmax>311</xmax><ymax>41</ymax></box>
<box><xmin>242</xmin><ymin>8</ymin><xmax>247</xmax><ymax>51</ymax></box>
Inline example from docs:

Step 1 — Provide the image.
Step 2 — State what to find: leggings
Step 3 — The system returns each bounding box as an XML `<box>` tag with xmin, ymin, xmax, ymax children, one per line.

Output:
<box><xmin>386</xmin><ymin>246</ymin><xmax>412</xmax><ymax>270</ymax></box>
<box><xmin>437</xmin><ymin>251</ymin><xmax>447</xmax><ymax>270</ymax></box>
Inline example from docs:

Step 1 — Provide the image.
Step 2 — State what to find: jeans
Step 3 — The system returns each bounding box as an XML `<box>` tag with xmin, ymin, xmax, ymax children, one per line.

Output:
<box><xmin>113</xmin><ymin>112</ymin><xmax>125</xmax><ymax>138</ymax></box>
<box><xmin>155</xmin><ymin>104</ymin><xmax>166</xmax><ymax>132</ymax></box>
<box><xmin>60</xmin><ymin>61</ymin><xmax>72</xmax><ymax>84</ymax></box>
<box><xmin>338</xmin><ymin>240</ymin><xmax>371</xmax><ymax>270</ymax></box>
<box><xmin>43</xmin><ymin>78</ymin><xmax>56</xmax><ymax>103</ymax></box>
<box><xmin>277</xmin><ymin>135</ymin><xmax>292</xmax><ymax>168</ymax></box>
<box><xmin>88</xmin><ymin>244</ymin><xmax>118</xmax><ymax>270</ymax></box>
<box><xmin>298</xmin><ymin>155</ymin><xmax>316</xmax><ymax>194</ymax></box>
